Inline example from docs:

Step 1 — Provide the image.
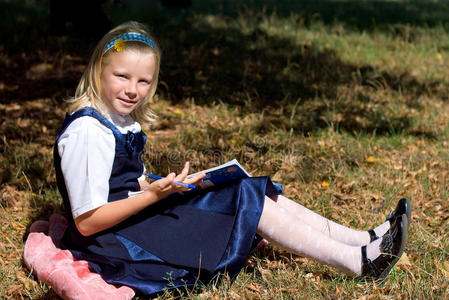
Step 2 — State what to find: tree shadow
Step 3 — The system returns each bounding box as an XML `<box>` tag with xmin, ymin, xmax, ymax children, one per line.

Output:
<box><xmin>152</xmin><ymin>13</ymin><xmax>441</xmax><ymax>137</ymax></box>
<box><xmin>190</xmin><ymin>1</ymin><xmax>449</xmax><ymax>32</ymax></box>
<box><xmin>0</xmin><ymin>0</ymin><xmax>444</xmax><ymax>137</ymax></box>
<box><xmin>33</xmin><ymin>290</ymin><xmax>64</xmax><ymax>300</ymax></box>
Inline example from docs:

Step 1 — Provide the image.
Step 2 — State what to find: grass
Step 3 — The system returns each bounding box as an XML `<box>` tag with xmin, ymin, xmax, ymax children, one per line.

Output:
<box><xmin>1</xmin><ymin>0</ymin><xmax>449</xmax><ymax>298</ymax></box>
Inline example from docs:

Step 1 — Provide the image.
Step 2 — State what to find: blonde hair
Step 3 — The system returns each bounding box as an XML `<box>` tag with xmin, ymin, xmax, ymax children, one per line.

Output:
<box><xmin>68</xmin><ymin>21</ymin><xmax>161</xmax><ymax>125</ymax></box>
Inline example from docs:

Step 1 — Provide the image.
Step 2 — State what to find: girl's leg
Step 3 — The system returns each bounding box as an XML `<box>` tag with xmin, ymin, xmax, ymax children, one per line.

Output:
<box><xmin>275</xmin><ymin>195</ymin><xmax>390</xmax><ymax>246</ymax></box>
<box><xmin>257</xmin><ymin>197</ymin><xmax>406</xmax><ymax>277</ymax></box>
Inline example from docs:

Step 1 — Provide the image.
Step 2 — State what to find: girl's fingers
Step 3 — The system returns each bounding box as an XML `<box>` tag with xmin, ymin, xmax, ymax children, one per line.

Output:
<box><xmin>175</xmin><ymin>162</ymin><xmax>190</xmax><ymax>182</ymax></box>
<box><xmin>155</xmin><ymin>163</ymin><xmax>204</xmax><ymax>193</ymax></box>
<box><xmin>185</xmin><ymin>173</ymin><xmax>206</xmax><ymax>185</ymax></box>
<box><xmin>157</xmin><ymin>173</ymin><xmax>176</xmax><ymax>189</ymax></box>
<box><xmin>168</xmin><ymin>172</ymin><xmax>193</xmax><ymax>192</ymax></box>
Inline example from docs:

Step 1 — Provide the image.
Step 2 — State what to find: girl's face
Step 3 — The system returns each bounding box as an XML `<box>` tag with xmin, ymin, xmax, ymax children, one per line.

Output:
<box><xmin>100</xmin><ymin>49</ymin><xmax>156</xmax><ymax>116</ymax></box>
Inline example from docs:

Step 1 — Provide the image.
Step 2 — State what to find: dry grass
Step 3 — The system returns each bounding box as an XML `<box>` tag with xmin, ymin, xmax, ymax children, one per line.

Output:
<box><xmin>1</xmin><ymin>0</ymin><xmax>449</xmax><ymax>299</ymax></box>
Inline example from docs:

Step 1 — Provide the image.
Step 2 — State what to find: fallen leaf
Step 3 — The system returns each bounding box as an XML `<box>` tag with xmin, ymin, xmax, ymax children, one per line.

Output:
<box><xmin>174</xmin><ymin>108</ymin><xmax>185</xmax><ymax>117</ymax></box>
<box><xmin>245</xmin><ymin>283</ymin><xmax>262</xmax><ymax>293</ymax></box>
<box><xmin>396</xmin><ymin>252</ymin><xmax>412</xmax><ymax>271</ymax></box>
<box><xmin>0</xmin><ymin>82</ymin><xmax>19</xmax><ymax>92</ymax></box>
<box><xmin>279</xmin><ymin>288</ymin><xmax>299</xmax><ymax>293</ymax></box>
<box><xmin>258</xmin><ymin>268</ymin><xmax>271</xmax><ymax>276</ymax></box>
<box><xmin>437</xmin><ymin>260</ymin><xmax>449</xmax><ymax>279</ymax></box>
<box><xmin>3</xmin><ymin>284</ymin><xmax>22</xmax><ymax>297</ymax></box>
<box><xmin>26</xmin><ymin>63</ymin><xmax>54</xmax><ymax>80</ymax></box>
<box><xmin>304</xmin><ymin>272</ymin><xmax>314</xmax><ymax>279</ymax></box>
<box><xmin>366</xmin><ymin>156</ymin><xmax>376</xmax><ymax>163</ymax></box>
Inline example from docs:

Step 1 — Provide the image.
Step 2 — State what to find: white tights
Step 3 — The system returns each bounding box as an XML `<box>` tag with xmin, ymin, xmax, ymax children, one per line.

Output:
<box><xmin>276</xmin><ymin>195</ymin><xmax>390</xmax><ymax>246</ymax></box>
<box><xmin>256</xmin><ymin>196</ymin><xmax>387</xmax><ymax>275</ymax></box>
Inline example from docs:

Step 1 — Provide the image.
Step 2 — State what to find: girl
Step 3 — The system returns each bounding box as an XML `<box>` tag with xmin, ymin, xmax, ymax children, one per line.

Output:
<box><xmin>54</xmin><ymin>21</ymin><xmax>411</xmax><ymax>296</ymax></box>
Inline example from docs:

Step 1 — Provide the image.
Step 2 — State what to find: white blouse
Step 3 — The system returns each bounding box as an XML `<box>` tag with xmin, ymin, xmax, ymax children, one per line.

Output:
<box><xmin>57</xmin><ymin>104</ymin><xmax>146</xmax><ymax>219</ymax></box>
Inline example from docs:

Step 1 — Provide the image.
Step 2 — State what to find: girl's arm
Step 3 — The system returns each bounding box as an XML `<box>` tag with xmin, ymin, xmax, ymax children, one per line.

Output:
<box><xmin>75</xmin><ymin>162</ymin><xmax>205</xmax><ymax>236</ymax></box>
<box><xmin>75</xmin><ymin>177</ymin><xmax>171</xmax><ymax>236</ymax></box>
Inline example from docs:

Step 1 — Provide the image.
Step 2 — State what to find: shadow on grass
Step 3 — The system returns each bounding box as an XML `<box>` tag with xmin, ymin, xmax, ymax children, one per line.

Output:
<box><xmin>33</xmin><ymin>290</ymin><xmax>64</xmax><ymax>300</ymax></box>
<box><xmin>230</xmin><ymin>1</ymin><xmax>449</xmax><ymax>32</ymax></box>
<box><xmin>0</xmin><ymin>0</ymin><xmax>444</xmax><ymax>138</ymax></box>
<box><xmin>149</xmin><ymin>9</ymin><xmax>443</xmax><ymax>137</ymax></box>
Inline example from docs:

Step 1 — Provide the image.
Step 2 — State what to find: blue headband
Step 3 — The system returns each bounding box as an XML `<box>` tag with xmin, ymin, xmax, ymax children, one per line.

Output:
<box><xmin>104</xmin><ymin>32</ymin><xmax>156</xmax><ymax>53</ymax></box>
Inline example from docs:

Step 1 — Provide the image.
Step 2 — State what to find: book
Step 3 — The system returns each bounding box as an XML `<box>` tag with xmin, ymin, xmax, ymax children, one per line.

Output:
<box><xmin>188</xmin><ymin>159</ymin><xmax>251</xmax><ymax>189</ymax></box>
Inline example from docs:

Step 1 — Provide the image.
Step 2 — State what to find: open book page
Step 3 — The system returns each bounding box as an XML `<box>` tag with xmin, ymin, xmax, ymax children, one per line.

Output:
<box><xmin>188</xmin><ymin>159</ymin><xmax>251</xmax><ymax>189</ymax></box>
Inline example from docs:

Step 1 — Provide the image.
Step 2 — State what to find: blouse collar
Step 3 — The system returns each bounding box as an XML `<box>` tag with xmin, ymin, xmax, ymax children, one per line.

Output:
<box><xmin>83</xmin><ymin>101</ymin><xmax>141</xmax><ymax>134</ymax></box>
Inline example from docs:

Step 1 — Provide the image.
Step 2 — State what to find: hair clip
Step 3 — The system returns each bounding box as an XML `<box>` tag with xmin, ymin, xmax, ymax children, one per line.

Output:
<box><xmin>114</xmin><ymin>38</ymin><xmax>126</xmax><ymax>52</ymax></box>
<box><xmin>104</xmin><ymin>32</ymin><xmax>156</xmax><ymax>54</ymax></box>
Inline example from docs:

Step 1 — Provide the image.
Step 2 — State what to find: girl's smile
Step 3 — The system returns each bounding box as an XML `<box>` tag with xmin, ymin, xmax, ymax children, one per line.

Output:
<box><xmin>100</xmin><ymin>49</ymin><xmax>156</xmax><ymax>116</ymax></box>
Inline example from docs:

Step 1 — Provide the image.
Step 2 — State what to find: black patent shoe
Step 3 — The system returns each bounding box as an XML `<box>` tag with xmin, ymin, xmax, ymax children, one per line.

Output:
<box><xmin>386</xmin><ymin>198</ymin><xmax>412</xmax><ymax>229</ymax></box>
<box><xmin>367</xmin><ymin>198</ymin><xmax>411</xmax><ymax>242</ymax></box>
<box><xmin>361</xmin><ymin>214</ymin><xmax>408</xmax><ymax>281</ymax></box>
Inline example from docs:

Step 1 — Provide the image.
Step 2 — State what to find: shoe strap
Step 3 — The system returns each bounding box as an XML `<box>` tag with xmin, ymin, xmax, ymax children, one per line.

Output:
<box><xmin>361</xmin><ymin>245</ymin><xmax>367</xmax><ymax>262</ymax></box>
<box><xmin>368</xmin><ymin>229</ymin><xmax>379</xmax><ymax>242</ymax></box>
<box><xmin>361</xmin><ymin>245</ymin><xmax>380</xmax><ymax>276</ymax></box>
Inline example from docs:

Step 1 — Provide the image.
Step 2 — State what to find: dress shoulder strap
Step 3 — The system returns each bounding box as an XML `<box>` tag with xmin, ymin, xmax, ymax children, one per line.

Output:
<box><xmin>55</xmin><ymin>107</ymin><xmax>146</xmax><ymax>156</ymax></box>
<box><xmin>55</xmin><ymin>107</ymin><xmax>123</xmax><ymax>142</ymax></box>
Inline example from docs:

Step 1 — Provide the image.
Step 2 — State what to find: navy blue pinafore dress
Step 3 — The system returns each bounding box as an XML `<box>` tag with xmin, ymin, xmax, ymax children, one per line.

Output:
<box><xmin>54</xmin><ymin>107</ymin><xmax>280</xmax><ymax>296</ymax></box>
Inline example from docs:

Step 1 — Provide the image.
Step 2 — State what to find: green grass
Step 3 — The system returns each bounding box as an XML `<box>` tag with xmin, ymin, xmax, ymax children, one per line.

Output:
<box><xmin>1</xmin><ymin>0</ymin><xmax>449</xmax><ymax>299</ymax></box>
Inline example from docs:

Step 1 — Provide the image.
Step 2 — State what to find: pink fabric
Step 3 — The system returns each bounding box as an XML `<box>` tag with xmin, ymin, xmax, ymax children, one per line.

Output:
<box><xmin>23</xmin><ymin>214</ymin><xmax>135</xmax><ymax>300</ymax></box>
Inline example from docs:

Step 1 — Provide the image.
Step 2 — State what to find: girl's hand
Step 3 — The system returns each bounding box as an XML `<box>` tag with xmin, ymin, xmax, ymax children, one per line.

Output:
<box><xmin>147</xmin><ymin>162</ymin><xmax>206</xmax><ymax>200</ymax></box>
<box><xmin>139</xmin><ymin>179</ymin><xmax>151</xmax><ymax>191</ymax></box>
<box><xmin>174</xmin><ymin>161</ymin><xmax>206</xmax><ymax>187</ymax></box>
